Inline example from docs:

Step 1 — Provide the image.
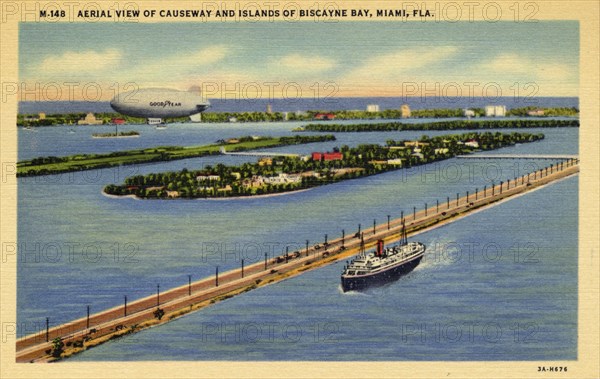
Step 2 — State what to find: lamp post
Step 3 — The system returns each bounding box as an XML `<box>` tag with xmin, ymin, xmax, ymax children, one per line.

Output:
<box><xmin>156</xmin><ymin>284</ymin><xmax>160</xmax><ymax>306</ymax></box>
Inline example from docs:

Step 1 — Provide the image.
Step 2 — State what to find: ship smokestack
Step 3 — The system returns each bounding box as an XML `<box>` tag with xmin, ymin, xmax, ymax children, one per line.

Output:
<box><xmin>376</xmin><ymin>239</ymin><xmax>384</xmax><ymax>257</ymax></box>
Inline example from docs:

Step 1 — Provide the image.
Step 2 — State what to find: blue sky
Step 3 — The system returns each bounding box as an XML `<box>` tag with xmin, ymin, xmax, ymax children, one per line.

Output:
<box><xmin>19</xmin><ymin>21</ymin><xmax>579</xmax><ymax>99</ymax></box>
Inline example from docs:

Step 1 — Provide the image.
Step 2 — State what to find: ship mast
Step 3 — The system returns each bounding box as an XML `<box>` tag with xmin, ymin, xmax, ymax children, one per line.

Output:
<box><xmin>359</xmin><ymin>232</ymin><xmax>365</xmax><ymax>257</ymax></box>
<box><xmin>400</xmin><ymin>219</ymin><xmax>408</xmax><ymax>246</ymax></box>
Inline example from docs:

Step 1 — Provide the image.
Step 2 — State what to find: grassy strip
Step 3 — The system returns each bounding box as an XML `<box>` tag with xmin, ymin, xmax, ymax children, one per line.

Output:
<box><xmin>17</xmin><ymin>135</ymin><xmax>335</xmax><ymax>177</ymax></box>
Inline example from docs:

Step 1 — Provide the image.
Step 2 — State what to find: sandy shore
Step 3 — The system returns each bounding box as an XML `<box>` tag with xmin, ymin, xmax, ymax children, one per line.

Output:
<box><xmin>195</xmin><ymin>188</ymin><xmax>314</xmax><ymax>200</ymax></box>
<box><xmin>100</xmin><ymin>192</ymin><xmax>139</xmax><ymax>200</ymax></box>
<box><xmin>102</xmin><ymin>187</ymin><xmax>314</xmax><ymax>200</ymax></box>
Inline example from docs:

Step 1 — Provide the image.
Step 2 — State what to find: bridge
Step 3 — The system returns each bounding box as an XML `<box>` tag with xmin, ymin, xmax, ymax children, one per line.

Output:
<box><xmin>220</xmin><ymin>147</ymin><xmax>299</xmax><ymax>157</ymax></box>
<box><xmin>457</xmin><ymin>154</ymin><xmax>578</xmax><ymax>160</ymax></box>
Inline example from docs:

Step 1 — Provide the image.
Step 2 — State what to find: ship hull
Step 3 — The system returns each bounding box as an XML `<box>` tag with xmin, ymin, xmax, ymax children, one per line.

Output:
<box><xmin>341</xmin><ymin>254</ymin><xmax>423</xmax><ymax>292</ymax></box>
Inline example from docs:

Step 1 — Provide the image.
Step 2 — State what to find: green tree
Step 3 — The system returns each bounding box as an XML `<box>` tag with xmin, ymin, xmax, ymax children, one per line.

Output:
<box><xmin>51</xmin><ymin>337</ymin><xmax>64</xmax><ymax>358</ymax></box>
<box><xmin>153</xmin><ymin>308</ymin><xmax>165</xmax><ymax>320</ymax></box>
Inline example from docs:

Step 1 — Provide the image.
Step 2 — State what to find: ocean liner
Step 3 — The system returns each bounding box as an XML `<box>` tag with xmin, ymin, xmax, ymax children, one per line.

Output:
<box><xmin>341</xmin><ymin>222</ymin><xmax>426</xmax><ymax>292</ymax></box>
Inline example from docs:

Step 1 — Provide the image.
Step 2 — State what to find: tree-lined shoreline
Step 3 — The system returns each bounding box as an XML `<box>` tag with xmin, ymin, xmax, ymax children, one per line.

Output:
<box><xmin>296</xmin><ymin>119</ymin><xmax>579</xmax><ymax>132</ymax></box>
<box><xmin>104</xmin><ymin>131</ymin><xmax>545</xmax><ymax>199</ymax></box>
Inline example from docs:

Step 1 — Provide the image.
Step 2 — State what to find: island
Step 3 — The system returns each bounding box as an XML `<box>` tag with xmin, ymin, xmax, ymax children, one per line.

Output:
<box><xmin>16</xmin><ymin>135</ymin><xmax>335</xmax><ymax>177</ymax></box>
<box><xmin>104</xmin><ymin>131</ymin><xmax>544</xmax><ymax>199</ymax></box>
<box><xmin>92</xmin><ymin>131</ymin><xmax>140</xmax><ymax>138</ymax></box>
<box><xmin>295</xmin><ymin>118</ymin><xmax>579</xmax><ymax>133</ymax></box>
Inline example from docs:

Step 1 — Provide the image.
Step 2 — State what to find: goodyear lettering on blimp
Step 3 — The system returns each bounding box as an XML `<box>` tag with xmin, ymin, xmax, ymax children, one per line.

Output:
<box><xmin>109</xmin><ymin>88</ymin><xmax>210</xmax><ymax>120</ymax></box>
<box><xmin>149</xmin><ymin>101</ymin><xmax>183</xmax><ymax>107</ymax></box>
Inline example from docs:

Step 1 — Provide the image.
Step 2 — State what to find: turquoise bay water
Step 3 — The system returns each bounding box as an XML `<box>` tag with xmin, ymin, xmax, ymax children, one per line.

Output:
<box><xmin>17</xmin><ymin>121</ymin><xmax>578</xmax><ymax>360</ymax></box>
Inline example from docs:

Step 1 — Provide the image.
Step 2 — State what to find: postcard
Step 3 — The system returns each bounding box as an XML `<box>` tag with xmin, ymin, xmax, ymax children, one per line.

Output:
<box><xmin>1</xmin><ymin>1</ymin><xmax>598</xmax><ymax>378</ymax></box>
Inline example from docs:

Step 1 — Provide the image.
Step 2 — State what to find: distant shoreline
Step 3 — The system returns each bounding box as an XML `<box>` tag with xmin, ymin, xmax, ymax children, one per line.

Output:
<box><xmin>17</xmin><ymin>97</ymin><xmax>580</xmax><ymax>115</ymax></box>
<box><xmin>17</xmin><ymin>104</ymin><xmax>579</xmax><ymax>127</ymax></box>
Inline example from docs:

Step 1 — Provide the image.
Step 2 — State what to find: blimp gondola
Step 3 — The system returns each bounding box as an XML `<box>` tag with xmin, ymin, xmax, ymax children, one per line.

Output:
<box><xmin>110</xmin><ymin>88</ymin><xmax>210</xmax><ymax>125</ymax></box>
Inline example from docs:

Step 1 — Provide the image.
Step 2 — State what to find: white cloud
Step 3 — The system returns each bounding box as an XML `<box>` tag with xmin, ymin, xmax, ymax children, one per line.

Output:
<box><xmin>536</xmin><ymin>62</ymin><xmax>573</xmax><ymax>81</ymax></box>
<box><xmin>38</xmin><ymin>49</ymin><xmax>122</xmax><ymax>74</ymax></box>
<box><xmin>482</xmin><ymin>53</ymin><xmax>530</xmax><ymax>74</ymax></box>
<box><xmin>126</xmin><ymin>45</ymin><xmax>230</xmax><ymax>81</ymax></box>
<box><xmin>344</xmin><ymin>46</ymin><xmax>459</xmax><ymax>80</ymax></box>
<box><xmin>277</xmin><ymin>54</ymin><xmax>336</xmax><ymax>74</ymax></box>
<box><xmin>332</xmin><ymin>46</ymin><xmax>460</xmax><ymax>96</ymax></box>
<box><xmin>479</xmin><ymin>53</ymin><xmax>575</xmax><ymax>81</ymax></box>
<box><xmin>167</xmin><ymin>45</ymin><xmax>229</xmax><ymax>68</ymax></box>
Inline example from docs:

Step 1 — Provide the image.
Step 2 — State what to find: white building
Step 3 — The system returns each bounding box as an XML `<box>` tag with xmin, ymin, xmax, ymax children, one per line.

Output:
<box><xmin>78</xmin><ymin>112</ymin><xmax>103</xmax><ymax>125</ymax></box>
<box><xmin>196</xmin><ymin>175</ymin><xmax>221</xmax><ymax>182</ymax></box>
<box><xmin>263</xmin><ymin>173</ymin><xmax>302</xmax><ymax>185</ymax></box>
<box><xmin>463</xmin><ymin>109</ymin><xmax>475</xmax><ymax>117</ymax></box>
<box><xmin>485</xmin><ymin>105</ymin><xmax>506</xmax><ymax>117</ymax></box>
<box><xmin>366</xmin><ymin>104</ymin><xmax>380</xmax><ymax>112</ymax></box>
<box><xmin>400</xmin><ymin>104</ymin><xmax>411</xmax><ymax>118</ymax></box>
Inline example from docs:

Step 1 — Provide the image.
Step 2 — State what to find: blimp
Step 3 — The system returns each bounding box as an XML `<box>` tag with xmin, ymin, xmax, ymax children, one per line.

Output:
<box><xmin>110</xmin><ymin>88</ymin><xmax>210</xmax><ymax>125</ymax></box>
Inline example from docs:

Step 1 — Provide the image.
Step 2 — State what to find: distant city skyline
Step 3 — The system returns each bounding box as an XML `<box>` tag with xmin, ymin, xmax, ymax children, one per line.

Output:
<box><xmin>19</xmin><ymin>21</ymin><xmax>579</xmax><ymax>100</ymax></box>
